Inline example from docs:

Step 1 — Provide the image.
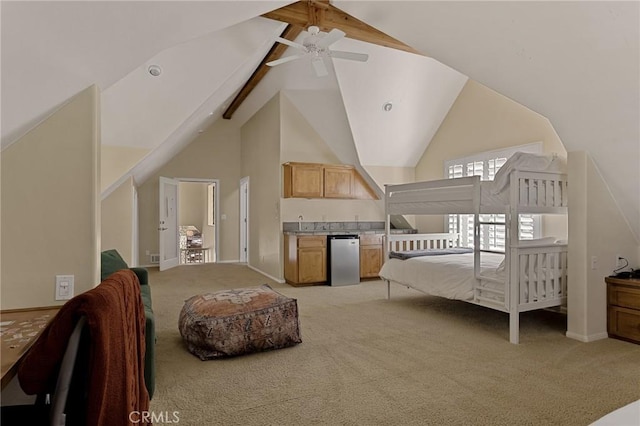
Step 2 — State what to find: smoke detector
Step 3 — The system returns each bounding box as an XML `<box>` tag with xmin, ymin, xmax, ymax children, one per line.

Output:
<box><xmin>148</xmin><ymin>65</ymin><xmax>162</xmax><ymax>77</ymax></box>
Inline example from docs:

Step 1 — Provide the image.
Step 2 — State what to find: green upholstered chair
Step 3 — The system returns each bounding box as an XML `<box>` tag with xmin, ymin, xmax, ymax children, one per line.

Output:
<box><xmin>100</xmin><ymin>249</ymin><xmax>155</xmax><ymax>399</ymax></box>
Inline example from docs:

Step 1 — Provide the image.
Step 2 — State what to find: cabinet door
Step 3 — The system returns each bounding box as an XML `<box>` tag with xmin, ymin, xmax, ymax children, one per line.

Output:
<box><xmin>360</xmin><ymin>245</ymin><xmax>383</xmax><ymax>278</ymax></box>
<box><xmin>608</xmin><ymin>306</ymin><xmax>640</xmax><ymax>343</ymax></box>
<box><xmin>283</xmin><ymin>234</ymin><xmax>298</xmax><ymax>283</ymax></box>
<box><xmin>285</xmin><ymin>164</ymin><xmax>323</xmax><ymax>198</ymax></box>
<box><xmin>324</xmin><ymin>166</ymin><xmax>353</xmax><ymax>198</ymax></box>
<box><xmin>298</xmin><ymin>247</ymin><xmax>327</xmax><ymax>283</ymax></box>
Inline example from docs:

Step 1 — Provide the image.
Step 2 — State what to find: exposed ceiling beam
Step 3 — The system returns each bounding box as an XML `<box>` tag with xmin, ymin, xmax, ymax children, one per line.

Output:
<box><xmin>223</xmin><ymin>0</ymin><xmax>421</xmax><ymax>120</ymax></box>
<box><xmin>262</xmin><ymin>1</ymin><xmax>421</xmax><ymax>55</ymax></box>
<box><xmin>222</xmin><ymin>24</ymin><xmax>303</xmax><ymax>120</ymax></box>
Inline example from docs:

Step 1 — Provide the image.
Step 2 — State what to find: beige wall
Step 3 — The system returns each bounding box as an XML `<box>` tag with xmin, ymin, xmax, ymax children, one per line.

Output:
<box><xmin>567</xmin><ymin>151</ymin><xmax>639</xmax><ymax>341</ymax></box>
<box><xmin>1</xmin><ymin>86</ymin><xmax>100</xmax><ymax>309</ymax></box>
<box><xmin>179</xmin><ymin>182</ymin><xmax>206</xmax><ymax>227</ymax></box>
<box><xmin>364</xmin><ymin>165</ymin><xmax>415</xmax><ymax>189</ymax></box>
<box><xmin>280</xmin><ymin>94</ymin><xmax>340</xmax><ymax>165</ymax></box>
<box><xmin>415</xmin><ymin>79</ymin><xmax>567</xmax><ymax>234</ymax></box>
<box><xmin>101</xmin><ymin>176</ymin><xmax>135</xmax><ymax>265</ymax></box>
<box><xmin>101</xmin><ymin>145</ymin><xmax>149</xmax><ymax>192</ymax></box>
<box><xmin>279</xmin><ymin>93</ymin><xmax>386</xmax><ymax>223</ymax></box>
<box><xmin>138</xmin><ymin>119</ymin><xmax>241</xmax><ymax>264</ymax></box>
<box><xmin>240</xmin><ymin>94</ymin><xmax>282</xmax><ymax>279</ymax></box>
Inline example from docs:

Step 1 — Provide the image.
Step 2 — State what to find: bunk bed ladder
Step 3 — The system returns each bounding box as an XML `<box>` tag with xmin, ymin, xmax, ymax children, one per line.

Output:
<box><xmin>473</xmin><ymin>218</ymin><xmax>507</xmax><ymax>308</ymax></box>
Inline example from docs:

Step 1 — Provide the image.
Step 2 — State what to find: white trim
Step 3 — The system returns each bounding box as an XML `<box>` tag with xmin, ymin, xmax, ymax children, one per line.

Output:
<box><xmin>132</xmin><ymin>185</ymin><xmax>139</xmax><ymax>266</ymax></box>
<box><xmin>565</xmin><ymin>331</ymin><xmax>609</xmax><ymax>343</ymax></box>
<box><xmin>217</xmin><ymin>259</ymin><xmax>241</xmax><ymax>264</ymax></box>
<box><xmin>246</xmin><ymin>264</ymin><xmax>286</xmax><ymax>284</ymax></box>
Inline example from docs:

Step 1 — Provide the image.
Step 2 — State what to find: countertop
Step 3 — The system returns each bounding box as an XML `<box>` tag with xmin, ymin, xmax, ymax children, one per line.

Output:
<box><xmin>282</xmin><ymin>221</ymin><xmax>416</xmax><ymax>236</ymax></box>
<box><xmin>283</xmin><ymin>229</ymin><xmax>416</xmax><ymax>235</ymax></box>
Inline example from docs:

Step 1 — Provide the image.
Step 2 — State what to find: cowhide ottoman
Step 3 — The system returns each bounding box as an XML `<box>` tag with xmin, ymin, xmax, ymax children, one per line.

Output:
<box><xmin>178</xmin><ymin>284</ymin><xmax>301</xmax><ymax>359</ymax></box>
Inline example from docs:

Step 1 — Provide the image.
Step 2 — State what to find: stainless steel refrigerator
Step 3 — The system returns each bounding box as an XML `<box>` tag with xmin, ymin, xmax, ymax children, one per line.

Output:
<box><xmin>327</xmin><ymin>235</ymin><xmax>360</xmax><ymax>286</ymax></box>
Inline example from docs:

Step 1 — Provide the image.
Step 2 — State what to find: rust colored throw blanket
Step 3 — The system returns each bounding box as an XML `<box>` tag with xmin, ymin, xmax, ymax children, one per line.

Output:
<box><xmin>18</xmin><ymin>270</ymin><xmax>150</xmax><ymax>426</ymax></box>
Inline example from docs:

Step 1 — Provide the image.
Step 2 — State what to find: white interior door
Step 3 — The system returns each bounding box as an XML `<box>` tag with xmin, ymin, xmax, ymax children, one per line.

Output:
<box><xmin>239</xmin><ymin>177</ymin><xmax>249</xmax><ymax>263</ymax></box>
<box><xmin>159</xmin><ymin>177</ymin><xmax>180</xmax><ymax>271</ymax></box>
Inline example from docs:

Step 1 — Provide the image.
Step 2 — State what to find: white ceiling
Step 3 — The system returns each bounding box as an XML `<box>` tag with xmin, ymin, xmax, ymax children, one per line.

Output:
<box><xmin>2</xmin><ymin>1</ymin><xmax>638</xmax><ymax>240</ymax></box>
<box><xmin>335</xmin><ymin>0</ymin><xmax>640</xmax><ymax>240</ymax></box>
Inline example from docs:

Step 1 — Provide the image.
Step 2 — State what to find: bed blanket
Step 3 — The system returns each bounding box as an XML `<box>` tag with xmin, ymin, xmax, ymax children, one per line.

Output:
<box><xmin>389</xmin><ymin>247</ymin><xmax>473</xmax><ymax>260</ymax></box>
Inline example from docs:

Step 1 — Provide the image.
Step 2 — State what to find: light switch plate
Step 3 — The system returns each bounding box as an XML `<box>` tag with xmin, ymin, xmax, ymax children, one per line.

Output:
<box><xmin>55</xmin><ymin>275</ymin><xmax>74</xmax><ymax>301</ymax></box>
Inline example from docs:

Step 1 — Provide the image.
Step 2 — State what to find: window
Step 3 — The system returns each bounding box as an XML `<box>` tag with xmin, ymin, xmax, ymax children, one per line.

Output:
<box><xmin>445</xmin><ymin>143</ymin><xmax>542</xmax><ymax>251</ymax></box>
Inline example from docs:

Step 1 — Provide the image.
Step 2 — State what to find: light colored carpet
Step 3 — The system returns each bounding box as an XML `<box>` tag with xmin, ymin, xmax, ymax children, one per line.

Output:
<box><xmin>148</xmin><ymin>263</ymin><xmax>640</xmax><ymax>425</ymax></box>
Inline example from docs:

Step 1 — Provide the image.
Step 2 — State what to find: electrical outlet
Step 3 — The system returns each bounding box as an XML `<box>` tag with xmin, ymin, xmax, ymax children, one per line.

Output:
<box><xmin>590</xmin><ymin>256</ymin><xmax>598</xmax><ymax>270</ymax></box>
<box><xmin>55</xmin><ymin>275</ymin><xmax>74</xmax><ymax>301</ymax></box>
<box><xmin>615</xmin><ymin>255</ymin><xmax>625</xmax><ymax>268</ymax></box>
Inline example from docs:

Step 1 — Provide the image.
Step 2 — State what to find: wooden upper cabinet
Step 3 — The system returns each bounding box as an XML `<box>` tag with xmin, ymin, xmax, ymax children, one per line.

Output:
<box><xmin>324</xmin><ymin>166</ymin><xmax>354</xmax><ymax>198</ymax></box>
<box><xmin>284</xmin><ymin>163</ymin><xmax>323</xmax><ymax>198</ymax></box>
<box><xmin>283</xmin><ymin>162</ymin><xmax>378</xmax><ymax>200</ymax></box>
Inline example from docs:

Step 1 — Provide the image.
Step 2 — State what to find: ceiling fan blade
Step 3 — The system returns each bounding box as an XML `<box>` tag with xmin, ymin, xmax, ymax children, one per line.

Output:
<box><xmin>316</xmin><ymin>28</ymin><xmax>345</xmax><ymax>49</ymax></box>
<box><xmin>266</xmin><ymin>54</ymin><xmax>305</xmax><ymax>67</ymax></box>
<box><xmin>330</xmin><ymin>50</ymin><xmax>369</xmax><ymax>62</ymax></box>
<box><xmin>274</xmin><ymin>37</ymin><xmax>306</xmax><ymax>51</ymax></box>
<box><xmin>311</xmin><ymin>57</ymin><xmax>328</xmax><ymax>77</ymax></box>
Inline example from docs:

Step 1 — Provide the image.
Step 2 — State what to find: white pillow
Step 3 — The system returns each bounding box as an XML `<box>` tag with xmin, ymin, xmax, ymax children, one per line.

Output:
<box><xmin>490</xmin><ymin>152</ymin><xmax>561</xmax><ymax>195</ymax></box>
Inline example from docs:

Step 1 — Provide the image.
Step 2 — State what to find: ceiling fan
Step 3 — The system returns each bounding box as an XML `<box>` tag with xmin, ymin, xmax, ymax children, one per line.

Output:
<box><xmin>266</xmin><ymin>26</ymin><xmax>369</xmax><ymax>77</ymax></box>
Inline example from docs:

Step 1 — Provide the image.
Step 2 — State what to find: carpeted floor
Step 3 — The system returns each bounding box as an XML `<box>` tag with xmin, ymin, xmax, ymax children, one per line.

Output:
<box><xmin>148</xmin><ymin>263</ymin><xmax>640</xmax><ymax>425</ymax></box>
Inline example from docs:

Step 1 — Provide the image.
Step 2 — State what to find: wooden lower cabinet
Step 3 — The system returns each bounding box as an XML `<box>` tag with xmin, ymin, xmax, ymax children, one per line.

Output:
<box><xmin>284</xmin><ymin>235</ymin><xmax>326</xmax><ymax>286</ymax></box>
<box><xmin>359</xmin><ymin>234</ymin><xmax>383</xmax><ymax>279</ymax></box>
<box><xmin>606</xmin><ymin>276</ymin><xmax>640</xmax><ymax>344</ymax></box>
<box><xmin>284</xmin><ymin>233</ymin><xmax>386</xmax><ymax>285</ymax></box>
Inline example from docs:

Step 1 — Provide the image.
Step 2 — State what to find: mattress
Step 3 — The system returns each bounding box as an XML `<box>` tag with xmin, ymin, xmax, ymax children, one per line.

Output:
<box><xmin>379</xmin><ymin>252</ymin><xmax>505</xmax><ymax>301</ymax></box>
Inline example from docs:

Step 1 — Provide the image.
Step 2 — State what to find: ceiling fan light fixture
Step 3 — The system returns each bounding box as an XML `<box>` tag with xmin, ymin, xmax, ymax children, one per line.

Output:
<box><xmin>269</xmin><ymin>26</ymin><xmax>368</xmax><ymax>78</ymax></box>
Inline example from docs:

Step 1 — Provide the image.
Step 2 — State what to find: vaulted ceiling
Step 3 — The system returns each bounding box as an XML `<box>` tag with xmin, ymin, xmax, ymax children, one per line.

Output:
<box><xmin>2</xmin><ymin>1</ymin><xmax>638</xmax><ymax>239</ymax></box>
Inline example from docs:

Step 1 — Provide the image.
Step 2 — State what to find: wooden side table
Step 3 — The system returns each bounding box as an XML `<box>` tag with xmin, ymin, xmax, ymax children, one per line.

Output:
<box><xmin>1</xmin><ymin>307</ymin><xmax>60</xmax><ymax>389</ymax></box>
<box><xmin>605</xmin><ymin>276</ymin><xmax>640</xmax><ymax>344</ymax></box>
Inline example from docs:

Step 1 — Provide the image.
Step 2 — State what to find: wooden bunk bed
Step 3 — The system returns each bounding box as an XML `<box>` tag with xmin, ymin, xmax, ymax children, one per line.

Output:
<box><xmin>381</xmin><ymin>153</ymin><xmax>568</xmax><ymax>344</ymax></box>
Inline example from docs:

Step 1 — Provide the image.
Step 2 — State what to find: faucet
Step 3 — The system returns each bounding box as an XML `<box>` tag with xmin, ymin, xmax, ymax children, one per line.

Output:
<box><xmin>298</xmin><ymin>215</ymin><xmax>304</xmax><ymax>231</ymax></box>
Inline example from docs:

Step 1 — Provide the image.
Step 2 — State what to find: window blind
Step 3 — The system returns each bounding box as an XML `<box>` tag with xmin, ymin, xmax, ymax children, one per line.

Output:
<box><xmin>444</xmin><ymin>143</ymin><xmax>542</xmax><ymax>251</ymax></box>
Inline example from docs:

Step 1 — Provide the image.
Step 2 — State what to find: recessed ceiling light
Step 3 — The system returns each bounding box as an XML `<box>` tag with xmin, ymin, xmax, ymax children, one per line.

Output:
<box><xmin>383</xmin><ymin>102</ymin><xmax>393</xmax><ymax>112</ymax></box>
<box><xmin>148</xmin><ymin>65</ymin><xmax>162</xmax><ymax>77</ymax></box>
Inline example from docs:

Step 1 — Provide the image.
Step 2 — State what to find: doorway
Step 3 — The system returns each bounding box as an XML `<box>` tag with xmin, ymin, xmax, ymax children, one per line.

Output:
<box><xmin>178</xmin><ymin>179</ymin><xmax>219</xmax><ymax>265</ymax></box>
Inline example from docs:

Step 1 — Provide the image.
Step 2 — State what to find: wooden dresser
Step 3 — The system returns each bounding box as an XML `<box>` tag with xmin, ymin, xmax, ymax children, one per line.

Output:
<box><xmin>605</xmin><ymin>276</ymin><xmax>640</xmax><ymax>344</ymax></box>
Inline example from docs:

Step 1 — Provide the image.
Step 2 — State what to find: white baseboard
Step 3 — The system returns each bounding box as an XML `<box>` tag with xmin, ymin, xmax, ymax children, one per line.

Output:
<box><xmin>217</xmin><ymin>259</ymin><xmax>241</xmax><ymax>264</ymax></box>
<box><xmin>246</xmin><ymin>264</ymin><xmax>286</xmax><ymax>284</ymax></box>
<box><xmin>565</xmin><ymin>331</ymin><xmax>609</xmax><ymax>342</ymax></box>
